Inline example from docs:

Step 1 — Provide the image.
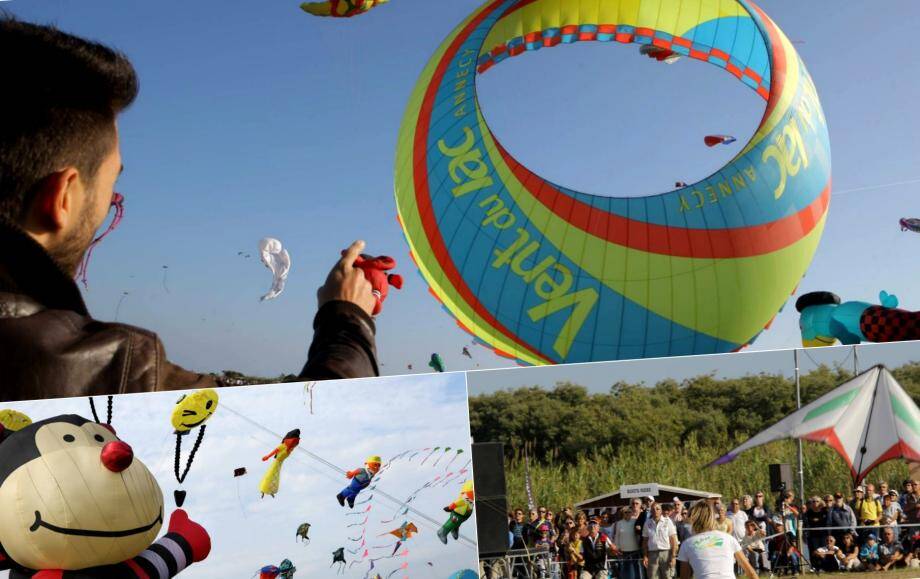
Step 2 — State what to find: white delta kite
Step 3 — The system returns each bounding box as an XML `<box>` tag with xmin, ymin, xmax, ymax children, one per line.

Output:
<box><xmin>710</xmin><ymin>365</ymin><xmax>920</xmax><ymax>484</ymax></box>
<box><xmin>259</xmin><ymin>237</ymin><xmax>291</xmax><ymax>302</ymax></box>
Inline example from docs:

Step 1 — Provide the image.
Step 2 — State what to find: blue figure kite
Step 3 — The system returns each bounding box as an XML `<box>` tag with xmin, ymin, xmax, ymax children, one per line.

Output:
<box><xmin>336</xmin><ymin>455</ymin><xmax>381</xmax><ymax>508</ymax></box>
<box><xmin>796</xmin><ymin>290</ymin><xmax>920</xmax><ymax>347</ymax></box>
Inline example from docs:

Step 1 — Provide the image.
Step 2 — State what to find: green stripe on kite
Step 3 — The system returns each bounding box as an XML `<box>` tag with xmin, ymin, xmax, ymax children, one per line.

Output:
<box><xmin>804</xmin><ymin>389</ymin><xmax>860</xmax><ymax>422</ymax></box>
<box><xmin>892</xmin><ymin>397</ymin><xmax>920</xmax><ymax>438</ymax></box>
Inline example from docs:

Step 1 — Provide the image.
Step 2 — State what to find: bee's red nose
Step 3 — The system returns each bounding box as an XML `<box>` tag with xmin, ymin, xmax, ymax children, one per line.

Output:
<box><xmin>101</xmin><ymin>441</ymin><xmax>133</xmax><ymax>473</ymax></box>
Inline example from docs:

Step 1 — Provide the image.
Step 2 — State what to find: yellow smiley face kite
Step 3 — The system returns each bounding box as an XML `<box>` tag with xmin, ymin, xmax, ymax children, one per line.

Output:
<box><xmin>170</xmin><ymin>389</ymin><xmax>219</xmax><ymax>434</ymax></box>
<box><xmin>0</xmin><ymin>409</ymin><xmax>32</xmax><ymax>433</ymax></box>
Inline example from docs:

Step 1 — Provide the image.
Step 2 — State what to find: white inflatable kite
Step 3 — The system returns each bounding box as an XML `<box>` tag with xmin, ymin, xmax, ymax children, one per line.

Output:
<box><xmin>259</xmin><ymin>237</ymin><xmax>291</xmax><ymax>302</ymax></box>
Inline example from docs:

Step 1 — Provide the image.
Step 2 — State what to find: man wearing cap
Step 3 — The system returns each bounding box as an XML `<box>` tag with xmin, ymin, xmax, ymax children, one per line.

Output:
<box><xmin>642</xmin><ymin>502</ymin><xmax>677</xmax><ymax>579</ymax></box>
<box><xmin>826</xmin><ymin>492</ymin><xmax>856</xmax><ymax>544</ymax></box>
<box><xmin>851</xmin><ymin>485</ymin><xmax>882</xmax><ymax>540</ymax></box>
<box><xmin>581</xmin><ymin>519</ymin><xmax>614</xmax><ymax>579</ymax></box>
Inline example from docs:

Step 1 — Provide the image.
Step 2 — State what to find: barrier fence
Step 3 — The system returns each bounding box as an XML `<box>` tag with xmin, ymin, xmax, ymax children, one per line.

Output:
<box><xmin>478</xmin><ymin>522</ymin><xmax>920</xmax><ymax>578</ymax></box>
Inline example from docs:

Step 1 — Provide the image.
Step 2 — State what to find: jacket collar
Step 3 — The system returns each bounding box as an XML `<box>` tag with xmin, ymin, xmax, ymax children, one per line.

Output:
<box><xmin>0</xmin><ymin>220</ymin><xmax>89</xmax><ymax>316</ymax></box>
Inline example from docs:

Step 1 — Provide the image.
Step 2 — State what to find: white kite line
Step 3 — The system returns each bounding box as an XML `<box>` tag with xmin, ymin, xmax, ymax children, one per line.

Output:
<box><xmin>833</xmin><ymin>178</ymin><xmax>920</xmax><ymax>196</ymax></box>
<box><xmin>220</xmin><ymin>402</ymin><xmax>477</xmax><ymax>549</ymax></box>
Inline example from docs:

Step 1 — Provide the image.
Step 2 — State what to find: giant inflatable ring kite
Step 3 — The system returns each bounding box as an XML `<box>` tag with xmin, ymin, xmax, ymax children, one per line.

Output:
<box><xmin>395</xmin><ymin>0</ymin><xmax>831</xmax><ymax>366</ymax></box>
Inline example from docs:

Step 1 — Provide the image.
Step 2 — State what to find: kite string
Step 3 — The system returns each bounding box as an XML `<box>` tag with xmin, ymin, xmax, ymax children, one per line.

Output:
<box><xmin>833</xmin><ymin>177</ymin><xmax>920</xmax><ymax>197</ymax></box>
<box><xmin>114</xmin><ymin>292</ymin><xmax>128</xmax><ymax>322</ymax></box>
<box><xmin>76</xmin><ymin>192</ymin><xmax>124</xmax><ymax>288</ymax></box>
<box><xmin>219</xmin><ymin>402</ymin><xmax>477</xmax><ymax>548</ymax></box>
<box><xmin>801</xmin><ymin>346</ymin><xmax>856</xmax><ymax>376</ymax></box>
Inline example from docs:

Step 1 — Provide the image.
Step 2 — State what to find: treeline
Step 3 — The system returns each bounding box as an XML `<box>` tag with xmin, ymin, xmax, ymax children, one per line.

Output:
<box><xmin>469</xmin><ymin>362</ymin><xmax>920</xmax><ymax>464</ymax></box>
<box><xmin>212</xmin><ymin>370</ymin><xmax>300</xmax><ymax>386</ymax></box>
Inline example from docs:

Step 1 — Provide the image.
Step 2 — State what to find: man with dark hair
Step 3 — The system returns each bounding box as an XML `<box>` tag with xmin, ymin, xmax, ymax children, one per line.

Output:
<box><xmin>0</xmin><ymin>16</ymin><xmax>379</xmax><ymax>401</ymax></box>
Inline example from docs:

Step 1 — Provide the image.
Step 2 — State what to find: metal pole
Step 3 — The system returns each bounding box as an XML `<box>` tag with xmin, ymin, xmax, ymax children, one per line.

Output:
<box><xmin>854</xmin><ymin>345</ymin><xmax>860</xmax><ymax>375</ymax></box>
<box><xmin>794</xmin><ymin>349</ymin><xmax>805</xmax><ymax>504</ymax></box>
<box><xmin>794</xmin><ymin>348</ymin><xmax>807</xmax><ymax>561</ymax></box>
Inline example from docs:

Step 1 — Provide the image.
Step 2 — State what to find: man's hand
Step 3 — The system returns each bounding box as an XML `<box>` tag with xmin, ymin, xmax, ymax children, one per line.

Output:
<box><xmin>318</xmin><ymin>240</ymin><xmax>376</xmax><ymax>316</ymax></box>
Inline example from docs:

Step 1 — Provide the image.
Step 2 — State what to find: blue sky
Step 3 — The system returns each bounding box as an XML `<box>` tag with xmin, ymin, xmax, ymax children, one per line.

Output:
<box><xmin>0</xmin><ymin>374</ymin><xmax>477</xmax><ymax>578</ymax></box>
<box><xmin>6</xmin><ymin>0</ymin><xmax>920</xmax><ymax>376</ymax></box>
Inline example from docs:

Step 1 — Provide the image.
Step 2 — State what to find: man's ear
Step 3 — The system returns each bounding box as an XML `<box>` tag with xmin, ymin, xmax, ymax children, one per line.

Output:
<box><xmin>25</xmin><ymin>168</ymin><xmax>80</xmax><ymax>232</ymax></box>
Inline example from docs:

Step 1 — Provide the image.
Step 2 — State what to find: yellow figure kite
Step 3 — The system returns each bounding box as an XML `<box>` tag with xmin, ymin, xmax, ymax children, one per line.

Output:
<box><xmin>260</xmin><ymin>429</ymin><xmax>301</xmax><ymax>498</ymax></box>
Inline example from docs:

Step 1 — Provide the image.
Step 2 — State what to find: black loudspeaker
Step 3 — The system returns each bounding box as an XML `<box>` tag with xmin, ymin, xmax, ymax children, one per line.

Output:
<box><xmin>769</xmin><ymin>463</ymin><xmax>794</xmax><ymax>492</ymax></box>
<box><xmin>473</xmin><ymin>442</ymin><xmax>509</xmax><ymax>557</ymax></box>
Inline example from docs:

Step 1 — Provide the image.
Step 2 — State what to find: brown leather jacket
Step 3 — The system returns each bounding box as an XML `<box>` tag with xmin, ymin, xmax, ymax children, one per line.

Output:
<box><xmin>0</xmin><ymin>222</ymin><xmax>379</xmax><ymax>402</ymax></box>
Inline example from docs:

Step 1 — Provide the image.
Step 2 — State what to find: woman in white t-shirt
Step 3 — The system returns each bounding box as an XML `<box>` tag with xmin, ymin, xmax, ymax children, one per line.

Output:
<box><xmin>677</xmin><ymin>501</ymin><xmax>759</xmax><ymax>579</ymax></box>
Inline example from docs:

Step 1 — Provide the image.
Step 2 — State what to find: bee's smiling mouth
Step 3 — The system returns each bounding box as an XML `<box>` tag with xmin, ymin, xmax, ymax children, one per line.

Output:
<box><xmin>30</xmin><ymin>507</ymin><xmax>163</xmax><ymax>537</ymax></box>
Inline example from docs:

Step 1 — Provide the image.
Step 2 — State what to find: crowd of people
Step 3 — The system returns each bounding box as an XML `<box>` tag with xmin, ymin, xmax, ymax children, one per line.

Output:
<box><xmin>498</xmin><ymin>478</ymin><xmax>920</xmax><ymax>577</ymax></box>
